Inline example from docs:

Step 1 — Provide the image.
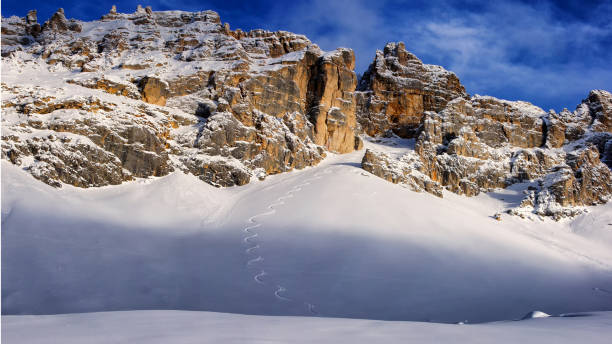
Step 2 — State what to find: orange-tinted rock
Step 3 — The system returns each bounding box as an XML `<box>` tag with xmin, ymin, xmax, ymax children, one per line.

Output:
<box><xmin>356</xmin><ymin>42</ymin><xmax>468</xmax><ymax>138</ymax></box>
<box><xmin>139</xmin><ymin>76</ymin><xmax>169</xmax><ymax>106</ymax></box>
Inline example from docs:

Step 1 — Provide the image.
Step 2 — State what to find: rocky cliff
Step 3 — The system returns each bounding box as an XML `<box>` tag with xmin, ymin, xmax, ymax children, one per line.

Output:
<box><xmin>354</xmin><ymin>42</ymin><xmax>611</xmax><ymax>219</ymax></box>
<box><xmin>356</xmin><ymin>42</ymin><xmax>468</xmax><ymax>138</ymax></box>
<box><xmin>1</xmin><ymin>7</ymin><xmax>359</xmax><ymax>187</ymax></box>
<box><xmin>2</xmin><ymin>7</ymin><xmax>611</xmax><ymax>219</ymax></box>
<box><xmin>362</xmin><ymin>90</ymin><xmax>612</xmax><ymax>219</ymax></box>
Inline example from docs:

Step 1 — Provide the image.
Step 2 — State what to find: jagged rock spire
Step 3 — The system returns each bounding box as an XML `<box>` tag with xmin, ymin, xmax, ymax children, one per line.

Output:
<box><xmin>42</xmin><ymin>8</ymin><xmax>81</xmax><ymax>33</ymax></box>
<box><xmin>26</xmin><ymin>10</ymin><xmax>37</xmax><ymax>24</ymax></box>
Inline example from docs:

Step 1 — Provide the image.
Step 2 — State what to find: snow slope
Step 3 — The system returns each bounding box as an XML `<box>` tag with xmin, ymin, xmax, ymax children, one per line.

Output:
<box><xmin>3</xmin><ymin>310</ymin><xmax>612</xmax><ymax>344</ymax></box>
<box><xmin>2</xmin><ymin>138</ymin><xmax>612</xmax><ymax>332</ymax></box>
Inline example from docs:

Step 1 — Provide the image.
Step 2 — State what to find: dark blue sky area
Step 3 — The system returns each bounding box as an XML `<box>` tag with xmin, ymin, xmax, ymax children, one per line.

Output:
<box><xmin>3</xmin><ymin>0</ymin><xmax>611</xmax><ymax>111</ymax></box>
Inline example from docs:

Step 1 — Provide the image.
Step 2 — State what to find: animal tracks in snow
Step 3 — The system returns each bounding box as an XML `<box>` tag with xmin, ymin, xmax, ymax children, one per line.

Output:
<box><xmin>241</xmin><ymin>166</ymin><xmax>334</xmax><ymax>314</ymax></box>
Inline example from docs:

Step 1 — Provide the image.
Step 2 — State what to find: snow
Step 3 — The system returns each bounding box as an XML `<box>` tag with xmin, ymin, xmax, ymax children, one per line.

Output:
<box><xmin>473</xmin><ymin>95</ymin><xmax>547</xmax><ymax>117</ymax></box>
<box><xmin>2</xmin><ymin>310</ymin><xmax>612</xmax><ymax>344</ymax></box>
<box><xmin>3</xmin><ymin>137</ymin><xmax>612</xmax><ymax>328</ymax></box>
<box><xmin>522</xmin><ymin>311</ymin><xmax>551</xmax><ymax>319</ymax></box>
<box><xmin>3</xmin><ymin>9</ymin><xmax>611</xmax><ymax>342</ymax></box>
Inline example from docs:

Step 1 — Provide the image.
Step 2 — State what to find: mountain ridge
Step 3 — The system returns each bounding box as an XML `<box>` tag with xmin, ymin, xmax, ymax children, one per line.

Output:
<box><xmin>1</xmin><ymin>7</ymin><xmax>611</xmax><ymax>219</ymax></box>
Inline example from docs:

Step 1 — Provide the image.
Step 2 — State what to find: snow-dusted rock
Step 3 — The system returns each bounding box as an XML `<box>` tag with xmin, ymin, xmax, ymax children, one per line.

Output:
<box><xmin>1</xmin><ymin>7</ymin><xmax>610</xmax><ymax>216</ymax></box>
<box><xmin>355</xmin><ymin>42</ymin><xmax>468</xmax><ymax>138</ymax></box>
<box><xmin>362</xmin><ymin>92</ymin><xmax>612</xmax><ymax>219</ymax></box>
<box><xmin>1</xmin><ymin>7</ymin><xmax>360</xmax><ymax>187</ymax></box>
<box><xmin>362</xmin><ymin>148</ymin><xmax>443</xmax><ymax>197</ymax></box>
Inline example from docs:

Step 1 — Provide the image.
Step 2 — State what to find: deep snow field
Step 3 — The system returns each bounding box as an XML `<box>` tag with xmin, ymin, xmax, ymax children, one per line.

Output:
<box><xmin>2</xmin><ymin>138</ymin><xmax>612</xmax><ymax>342</ymax></box>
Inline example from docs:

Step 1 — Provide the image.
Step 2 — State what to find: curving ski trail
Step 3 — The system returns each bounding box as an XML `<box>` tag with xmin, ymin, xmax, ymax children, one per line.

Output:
<box><xmin>245</xmin><ymin>244</ymin><xmax>260</xmax><ymax>254</ymax></box>
<box><xmin>274</xmin><ymin>285</ymin><xmax>291</xmax><ymax>301</ymax></box>
<box><xmin>243</xmin><ymin>233</ymin><xmax>259</xmax><ymax>245</ymax></box>
<box><xmin>593</xmin><ymin>287</ymin><xmax>612</xmax><ymax>295</ymax></box>
<box><xmin>247</xmin><ymin>256</ymin><xmax>264</xmax><ymax>265</ymax></box>
<box><xmin>240</xmin><ymin>166</ymin><xmax>335</xmax><ymax>313</ymax></box>
<box><xmin>254</xmin><ymin>270</ymin><xmax>267</xmax><ymax>284</ymax></box>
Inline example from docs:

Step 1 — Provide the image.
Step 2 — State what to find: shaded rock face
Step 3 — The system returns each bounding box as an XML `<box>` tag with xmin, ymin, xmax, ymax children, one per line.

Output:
<box><xmin>510</xmin><ymin>146</ymin><xmax>612</xmax><ymax>220</ymax></box>
<box><xmin>1</xmin><ymin>8</ymin><xmax>359</xmax><ymax>188</ymax></box>
<box><xmin>586</xmin><ymin>90</ymin><xmax>612</xmax><ymax>133</ymax></box>
<box><xmin>306</xmin><ymin>49</ymin><xmax>358</xmax><ymax>153</ymax></box>
<box><xmin>356</xmin><ymin>42</ymin><xmax>468</xmax><ymax>138</ymax></box>
<box><xmin>139</xmin><ymin>76</ymin><xmax>169</xmax><ymax>106</ymax></box>
<box><xmin>363</xmin><ymin>91</ymin><xmax>612</xmax><ymax>219</ymax></box>
<box><xmin>3</xmin><ymin>134</ymin><xmax>128</xmax><ymax>188</ymax></box>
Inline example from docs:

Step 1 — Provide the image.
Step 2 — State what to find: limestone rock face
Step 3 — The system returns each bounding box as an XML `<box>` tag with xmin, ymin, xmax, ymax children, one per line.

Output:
<box><xmin>363</xmin><ymin>92</ymin><xmax>612</xmax><ymax>219</ymax></box>
<box><xmin>404</xmin><ymin>96</ymin><xmax>553</xmax><ymax>195</ymax></box>
<box><xmin>139</xmin><ymin>76</ymin><xmax>169</xmax><ymax>106</ymax></box>
<box><xmin>1</xmin><ymin>7</ymin><xmax>610</xmax><ymax>219</ymax></box>
<box><xmin>1</xmin><ymin>8</ymin><xmax>359</xmax><ymax>188</ymax></box>
<box><xmin>511</xmin><ymin>146</ymin><xmax>612</xmax><ymax>220</ymax></box>
<box><xmin>67</xmin><ymin>77</ymin><xmax>141</xmax><ymax>99</ymax></box>
<box><xmin>356</xmin><ymin>42</ymin><xmax>468</xmax><ymax>138</ymax></box>
<box><xmin>584</xmin><ymin>90</ymin><xmax>612</xmax><ymax>133</ymax></box>
<box><xmin>3</xmin><ymin>134</ymin><xmax>127</xmax><ymax>188</ymax></box>
<box><xmin>362</xmin><ymin>148</ymin><xmax>443</xmax><ymax>197</ymax></box>
<box><xmin>42</xmin><ymin>8</ymin><xmax>82</xmax><ymax>33</ymax></box>
<box><xmin>1</xmin><ymin>84</ymin><xmax>177</xmax><ymax>187</ymax></box>
<box><xmin>307</xmin><ymin>49</ymin><xmax>358</xmax><ymax>153</ymax></box>
<box><xmin>545</xmin><ymin>90</ymin><xmax>612</xmax><ymax>149</ymax></box>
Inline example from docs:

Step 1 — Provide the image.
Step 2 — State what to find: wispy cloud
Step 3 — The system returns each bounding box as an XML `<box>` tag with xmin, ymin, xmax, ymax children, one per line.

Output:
<box><xmin>394</xmin><ymin>0</ymin><xmax>612</xmax><ymax>109</ymax></box>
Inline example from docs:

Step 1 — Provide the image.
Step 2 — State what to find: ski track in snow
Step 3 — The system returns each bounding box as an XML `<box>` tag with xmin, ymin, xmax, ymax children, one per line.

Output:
<box><xmin>241</xmin><ymin>167</ymin><xmax>333</xmax><ymax>315</ymax></box>
<box><xmin>593</xmin><ymin>287</ymin><xmax>612</xmax><ymax>295</ymax></box>
<box><xmin>274</xmin><ymin>285</ymin><xmax>291</xmax><ymax>301</ymax></box>
<box><xmin>253</xmin><ymin>271</ymin><xmax>267</xmax><ymax>284</ymax></box>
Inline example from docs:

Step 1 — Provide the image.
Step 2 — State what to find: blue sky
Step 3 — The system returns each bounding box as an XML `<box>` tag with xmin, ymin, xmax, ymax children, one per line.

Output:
<box><xmin>3</xmin><ymin>0</ymin><xmax>611</xmax><ymax>111</ymax></box>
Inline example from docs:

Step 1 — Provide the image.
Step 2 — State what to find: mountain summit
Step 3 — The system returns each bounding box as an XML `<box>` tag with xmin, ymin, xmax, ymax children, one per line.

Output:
<box><xmin>1</xmin><ymin>7</ymin><xmax>611</xmax><ymax>219</ymax></box>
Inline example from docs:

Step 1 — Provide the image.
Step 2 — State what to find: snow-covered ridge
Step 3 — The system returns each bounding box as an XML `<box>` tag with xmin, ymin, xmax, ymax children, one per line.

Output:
<box><xmin>1</xmin><ymin>7</ymin><xmax>611</xmax><ymax>220</ymax></box>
